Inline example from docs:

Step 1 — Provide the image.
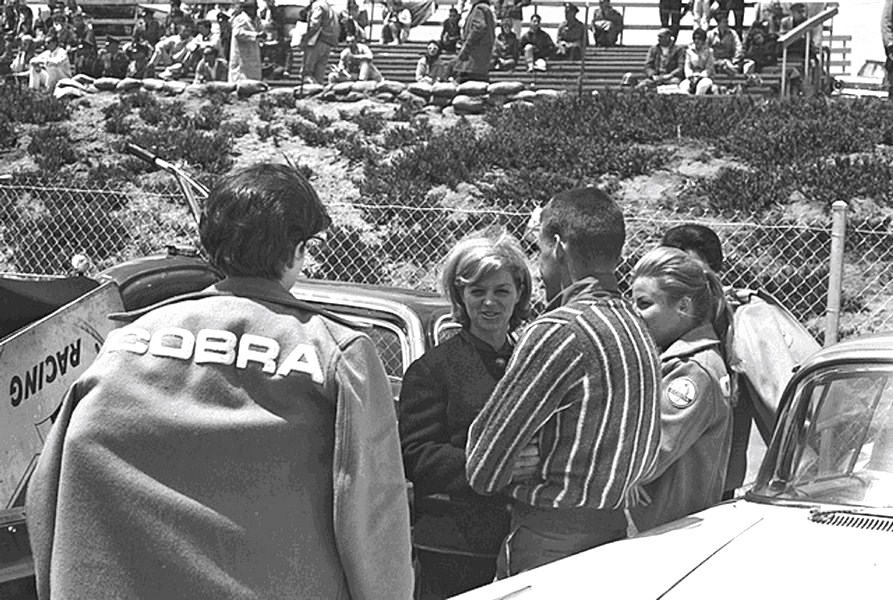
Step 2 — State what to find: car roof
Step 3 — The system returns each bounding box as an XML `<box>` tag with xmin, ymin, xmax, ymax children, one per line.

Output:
<box><xmin>798</xmin><ymin>332</ymin><xmax>893</xmax><ymax>372</ymax></box>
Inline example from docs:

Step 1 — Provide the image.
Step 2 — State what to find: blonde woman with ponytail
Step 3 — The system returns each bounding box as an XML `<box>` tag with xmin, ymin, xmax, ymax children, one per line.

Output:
<box><xmin>628</xmin><ymin>246</ymin><xmax>734</xmax><ymax>532</ymax></box>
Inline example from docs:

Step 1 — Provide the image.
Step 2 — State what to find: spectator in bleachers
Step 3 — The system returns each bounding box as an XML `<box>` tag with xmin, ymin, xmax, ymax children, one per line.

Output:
<box><xmin>779</xmin><ymin>2</ymin><xmax>815</xmax><ymax>57</ymax></box>
<box><xmin>163</xmin><ymin>0</ymin><xmax>186</xmax><ymax>36</ymax></box>
<box><xmin>134</xmin><ymin>8</ymin><xmax>163</xmax><ymax>47</ymax></box>
<box><xmin>681</xmin><ymin>26</ymin><xmax>715</xmax><ymax>94</ymax></box>
<box><xmin>258</xmin><ymin>0</ymin><xmax>286</xmax><ymax>74</ymax></box>
<box><xmin>70</xmin><ymin>13</ymin><xmax>100</xmax><ymax>76</ymax></box>
<box><xmin>382</xmin><ymin>0</ymin><xmax>411</xmax><ymax>44</ymax></box>
<box><xmin>229</xmin><ymin>0</ymin><xmax>265</xmax><ymax>81</ymax></box>
<box><xmin>98</xmin><ymin>35</ymin><xmax>128</xmax><ymax>78</ymax></box>
<box><xmin>339</xmin><ymin>0</ymin><xmax>369</xmax><ymax>42</ymax></box>
<box><xmin>63</xmin><ymin>0</ymin><xmax>81</xmax><ymax>18</ymax></box>
<box><xmin>328</xmin><ymin>34</ymin><xmax>380</xmax><ymax>83</ymax></box>
<box><xmin>554</xmin><ymin>3</ymin><xmax>585</xmax><ymax>61</ymax></box>
<box><xmin>10</xmin><ymin>32</ymin><xmax>34</xmax><ymax>74</ymax></box>
<box><xmin>216</xmin><ymin>11</ymin><xmax>231</xmax><ymax>65</ymax></box>
<box><xmin>740</xmin><ymin>21</ymin><xmax>777</xmax><ymax>76</ymax></box>
<box><xmin>591</xmin><ymin>0</ymin><xmax>623</xmax><ymax>47</ymax></box>
<box><xmin>300</xmin><ymin>0</ymin><xmax>339</xmax><ymax>84</ymax></box>
<box><xmin>455</xmin><ymin>0</ymin><xmax>495</xmax><ymax>82</ymax></box>
<box><xmin>659</xmin><ymin>0</ymin><xmax>683</xmax><ymax>37</ymax></box>
<box><xmin>439</xmin><ymin>7</ymin><xmax>460</xmax><ymax>54</ymax></box>
<box><xmin>50</xmin><ymin>12</ymin><xmax>76</xmax><ymax>49</ymax></box>
<box><xmin>708</xmin><ymin>11</ymin><xmax>742</xmax><ymax>76</ymax></box>
<box><xmin>15</xmin><ymin>0</ymin><xmax>34</xmax><ymax>33</ymax></box>
<box><xmin>2</xmin><ymin>5</ymin><xmax>18</xmax><ymax>37</ymax></box>
<box><xmin>28</xmin><ymin>33</ymin><xmax>71</xmax><ymax>90</ymax></box>
<box><xmin>150</xmin><ymin>20</ymin><xmax>195</xmax><ymax>79</ymax></box>
<box><xmin>416</xmin><ymin>39</ymin><xmax>451</xmax><ymax>82</ymax></box>
<box><xmin>632</xmin><ymin>27</ymin><xmax>684</xmax><ymax>90</ymax></box>
<box><xmin>125</xmin><ymin>38</ymin><xmax>154</xmax><ymax>78</ymax></box>
<box><xmin>0</xmin><ymin>35</ymin><xmax>16</xmax><ymax>75</ymax></box>
<box><xmin>491</xmin><ymin>17</ymin><xmax>519</xmax><ymax>71</ymax></box>
<box><xmin>754</xmin><ymin>0</ymin><xmax>786</xmax><ymax>35</ymax></box>
<box><xmin>716</xmin><ymin>0</ymin><xmax>745</xmax><ymax>35</ymax></box>
<box><xmin>493</xmin><ymin>0</ymin><xmax>529</xmax><ymax>38</ymax></box>
<box><xmin>691</xmin><ymin>0</ymin><xmax>711</xmax><ymax>31</ymax></box>
<box><xmin>193</xmin><ymin>44</ymin><xmax>227</xmax><ymax>82</ymax></box>
<box><xmin>520</xmin><ymin>13</ymin><xmax>554</xmax><ymax>72</ymax></box>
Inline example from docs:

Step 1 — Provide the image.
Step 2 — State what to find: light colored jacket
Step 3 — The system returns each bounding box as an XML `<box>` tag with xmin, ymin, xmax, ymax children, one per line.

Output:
<box><xmin>228</xmin><ymin>10</ymin><xmax>262</xmax><ymax>81</ymax></box>
<box><xmin>26</xmin><ymin>277</ymin><xmax>414</xmax><ymax>600</ymax></box>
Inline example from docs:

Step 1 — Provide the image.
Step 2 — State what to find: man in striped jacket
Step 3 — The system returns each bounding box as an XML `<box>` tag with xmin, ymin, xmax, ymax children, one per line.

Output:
<box><xmin>467</xmin><ymin>187</ymin><xmax>662</xmax><ymax>578</ymax></box>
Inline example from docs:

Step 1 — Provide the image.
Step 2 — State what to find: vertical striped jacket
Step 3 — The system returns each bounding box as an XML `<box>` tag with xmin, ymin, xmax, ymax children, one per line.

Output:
<box><xmin>467</xmin><ymin>276</ymin><xmax>662</xmax><ymax>510</ymax></box>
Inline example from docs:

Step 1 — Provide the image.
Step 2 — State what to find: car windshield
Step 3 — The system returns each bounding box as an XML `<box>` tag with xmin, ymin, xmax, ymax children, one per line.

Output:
<box><xmin>752</xmin><ymin>364</ymin><xmax>893</xmax><ymax>509</ymax></box>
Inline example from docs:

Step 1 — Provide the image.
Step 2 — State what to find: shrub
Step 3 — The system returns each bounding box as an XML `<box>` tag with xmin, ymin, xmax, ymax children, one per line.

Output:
<box><xmin>285</xmin><ymin>117</ymin><xmax>333</xmax><ymax>146</ymax></box>
<box><xmin>0</xmin><ymin>113</ymin><xmax>16</xmax><ymax>148</ymax></box>
<box><xmin>103</xmin><ymin>100</ymin><xmax>133</xmax><ymax>134</ymax></box>
<box><xmin>352</xmin><ymin>108</ymin><xmax>386</xmax><ymax>136</ymax></box>
<box><xmin>256</xmin><ymin>95</ymin><xmax>277</xmax><ymax>122</ymax></box>
<box><xmin>0</xmin><ymin>86</ymin><xmax>70</xmax><ymax>124</ymax></box>
<box><xmin>126</xmin><ymin>126</ymin><xmax>234</xmax><ymax>173</ymax></box>
<box><xmin>296</xmin><ymin>105</ymin><xmax>333</xmax><ymax>128</ymax></box>
<box><xmin>27</xmin><ymin>124</ymin><xmax>78</xmax><ymax>171</ymax></box>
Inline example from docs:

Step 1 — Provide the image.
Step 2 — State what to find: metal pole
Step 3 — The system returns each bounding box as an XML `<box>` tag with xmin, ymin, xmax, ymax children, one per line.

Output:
<box><xmin>781</xmin><ymin>45</ymin><xmax>788</xmax><ymax>99</ymax></box>
<box><xmin>578</xmin><ymin>1</ymin><xmax>590</xmax><ymax>98</ymax></box>
<box><xmin>804</xmin><ymin>29</ymin><xmax>811</xmax><ymax>91</ymax></box>
<box><xmin>824</xmin><ymin>200</ymin><xmax>848</xmax><ymax>347</ymax></box>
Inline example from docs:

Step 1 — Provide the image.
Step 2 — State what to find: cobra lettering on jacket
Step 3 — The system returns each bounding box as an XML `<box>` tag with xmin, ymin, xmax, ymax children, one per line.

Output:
<box><xmin>106</xmin><ymin>325</ymin><xmax>324</xmax><ymax>383</ymax></box>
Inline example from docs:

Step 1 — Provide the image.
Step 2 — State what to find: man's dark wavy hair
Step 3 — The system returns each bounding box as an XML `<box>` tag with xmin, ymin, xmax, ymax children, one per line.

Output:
<box><xmin>541</xmin><ymin>187</ymin><xmax>626</xmax><ymax>267</ymax></box>
<box><xmin>200</xmin><ymin>163</ymin><xmax>331</xmax><ymax>280</ymax></box>
<box><xmin>661</xmin><ymin>223</ymin><xmax>724</xmax><ymax>273</ymax></box>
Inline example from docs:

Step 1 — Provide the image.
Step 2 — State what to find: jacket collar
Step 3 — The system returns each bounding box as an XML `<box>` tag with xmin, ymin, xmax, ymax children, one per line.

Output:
<box><xmin>661</xmin><ymin>323</ymin><xmax>721</xmax><ymax>361</ymax></box>
<box><xmin>459</xmin><ymin>328</ymin><xmax>514</xmax><ymax>358</ymax></box>
<box><xmin>110</xmin><ymin>276</ymin><xmax>362</xmax><ymax>329</ymax></box>
<box><xmin>545</xmin><ymin>273</ymin><xmax>620</xmax><ymax>311</ymax></box>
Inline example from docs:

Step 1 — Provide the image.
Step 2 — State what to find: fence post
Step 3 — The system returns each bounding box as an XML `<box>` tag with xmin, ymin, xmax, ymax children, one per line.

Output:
<box><xmin>824</xmin><ymin>200</ymin><xmax>847</xmax><ymax>347</ymax></box>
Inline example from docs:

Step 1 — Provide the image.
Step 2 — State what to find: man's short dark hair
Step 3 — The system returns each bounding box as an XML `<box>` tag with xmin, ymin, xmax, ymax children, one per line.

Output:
<box><xmin>541</xmin><ymin>187</ymin><xmax>626</xmax><ymax>267</ymax></box>
<box><xmin>200</xmin><ymin>163</ymin><xmax>332</xmax><ymax>280</ymax></box>
<box><xmin>661</xmin><ymin>223</ymin><xmax>724</xmax><ymax>273</ymax></box>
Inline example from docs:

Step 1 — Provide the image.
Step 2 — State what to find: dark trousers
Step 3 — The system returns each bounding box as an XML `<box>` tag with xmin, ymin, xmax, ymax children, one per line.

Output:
<box><xmin>416</xmin><ymin>550</ymin><xmax>496</xmax><ymax>599</ymax></box>
<box><xmin>495</xmin><ymin>502</ymin><xmax>627</xmax><ymax>579</ymax></box>
<box><xmin>659</xmin><ymin>0</ymin><xmax>683</xmax><ymax>36</ymax></box>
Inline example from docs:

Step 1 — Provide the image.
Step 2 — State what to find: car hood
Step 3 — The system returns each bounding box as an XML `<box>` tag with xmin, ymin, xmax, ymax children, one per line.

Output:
<box><xmin>452</xmin><ymin>500</ymin><xmax>893</xmax><ymax>599</ymax></box>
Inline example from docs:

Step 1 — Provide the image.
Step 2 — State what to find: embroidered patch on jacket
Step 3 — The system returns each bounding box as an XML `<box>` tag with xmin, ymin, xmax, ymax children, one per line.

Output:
<box><xmin>666</xmin><ymin>377</ymin><xmax>697</xmax><ymax>409</ymax></box>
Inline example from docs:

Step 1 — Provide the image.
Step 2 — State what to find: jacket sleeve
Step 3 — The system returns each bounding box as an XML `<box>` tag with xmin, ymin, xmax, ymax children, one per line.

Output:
<box><xmin>643</xmin><ymin>45</ymin><xmax>657</xmax><ymax>76</ymax></box>
<box><xmin>233</xmin><ymin>14</ymin><xmax>259</xmax><ymax>41</ymax></box>
<box><xmin>398</xmin><ymin>354</ymin><xmax>469</xmax><ymax>496</ymax></box>
<box><xmin>333</xmin><ymin>335</ymin><xmax>413</xmax><ymax>600</ymax></box>
<box><xmin>466</xmin><ymin>321</ymin><xmax>581</xmax><ymax>495</ymax></box>
<box><xmin>642</xmin><ymin>359</ymin><xmax>722</xmax><ymax>484</ymax></box>
<box><xmin>884</xmin><ymin>0</ymin><xmax>893</xmax><ymax>50</ymax></box>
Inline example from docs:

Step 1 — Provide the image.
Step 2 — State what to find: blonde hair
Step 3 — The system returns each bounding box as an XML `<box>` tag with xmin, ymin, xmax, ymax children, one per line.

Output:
<box><xmin>632</xmin><ymin>246</ymin><xmax>733</xmax><ymax>351</ymax></box>
<box><xmin>441</xmin><ymin>228</ymin><xmax>532</xmax><ymax>331</ymax></box>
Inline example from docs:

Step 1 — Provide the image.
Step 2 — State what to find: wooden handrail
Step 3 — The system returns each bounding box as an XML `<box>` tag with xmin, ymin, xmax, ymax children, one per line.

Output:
<box><xmin>777</xmin><ymin>6</ymin><xmax>839</xmax><ymax>49</ymax></box>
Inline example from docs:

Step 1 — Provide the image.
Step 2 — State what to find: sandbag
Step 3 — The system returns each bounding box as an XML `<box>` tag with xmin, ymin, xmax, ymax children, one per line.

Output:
<box><xmin>267</xmin><ymin>87</ymin><xmax>295</xmax><ymax>103</ymax></box>
<box><xmin>431</xmin><ymin>81</ymin><xmax>458</xmax><ymax>98</ymax></box>
<box><xmin>374</xmin><ymin>92</ymin><xmax>395</xmax><ymax>103</ymax></box>
<box><xmin>318</xmin><ymin>90</ymin><xmax>338</xmax><ymax>102</ymax></box>
<box><xmin>72</xmin><ymin>73</ymin><xmax>95</xmax><ymax>87</ymax></box>
<box><xmin>457</xmin><ymin>80</ymin><xmax>488</xmax><ymax>97</ymax></box>
<box><xmin>184</xmin><ymin>83</ymin><xmax>206</xmax><ymax>96</ymax></box>
<box><xmin>93</xmin><ymin>77</ymin><xmax>120</xmax><ymax>91</ymax></box>
<box><xmin>236</xmin><ymin>79</ymin><xmax>269</xmax><ymax>98</ymax></box>
<box><xmin>206</xmin><ymin>81</ymin><xmax>237</xmax><ymax>94</ymax></box>
<box><xmin>398</xmin><ymin>90</ymin><xmax>426</xmax><ymax>109</ymax></box>
<box><xmin>440</xmin><ymin>106</ymin><xmax>456</xmax><ymax>118</ymax></box>
<box><xmin>115</xmin><ymin>78</ymin><xmax>142</xmax><ymax>92</ymax></box>
<box><xmin>53</xmin><ymin>85</ymin><xmax>85</xmax><ymax>100</ymax></box>
<box><xmin>340</xmin><ymin>91</ymin><xmax>366</xmax><ymax>102</ymax></box>
<box><xmin>333</xmin><ymin>81</ymin><xmax>355</xmax><ymax>95</ymax></box>
<box><xmin>534</xmin><ymin>88</ymin><xmax>562</xmax><ymax>100</ymax></box>
<box><xmin>507</xmin><ymin>90</ymin><xmax>536</xmax><ymax>102</ymax></box>
<box><xmin>55</xmin><ymin>78</ymin><xmax>87</xmax><ymax>91</ymax></box>
<box><xmin>451</xmin><ymin>94</ymin><xmax>485</xmax><ymax>114</ymax></box>
<box><xmin>376</xmin><ymin>79</ymin><xmax>405</xmax><ymax>95</ymax></box>
<box><xmin>430</xmin><ymin>95</ymin><xmax>452</xmax><ymax>107</ymax></box>
<box><xmin>163</xmin><ymin>80</ymin><xmax>187</xmax><ymax>95</ymax></box>
<box><xmin>485</xmin><ymin>94</ymin><xmax>507</xmax><ymax>107</ymax></box>
<box><xmin>407</xmin><ymin>81</ymin><xmax>432</xmax><ymax>98</ymax></box>
<box><xmin>141</xmin><ymin>78</ymin><xmax>166</xmax><ymax>92</ymax></box>
<box><xmin>488</xmin><ymin>81</ymin><xmax>524</xmax><ymax>96</ymax></box>
<box><xmin>294</xmin><ymin>83</ymin><xmax>325</xmax><ymax>98</ymax></box>
<box><xmin>353</xmin><ymin>80</ymin><xmax>379</xmax><ymax>95</ymax></box>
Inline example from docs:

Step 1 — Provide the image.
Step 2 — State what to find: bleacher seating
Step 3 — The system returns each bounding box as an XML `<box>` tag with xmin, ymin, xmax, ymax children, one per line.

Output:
<box><xmin>281</xmin><ymin>41</ymin><xmax>783</xmax><ymax>96</ymax></box>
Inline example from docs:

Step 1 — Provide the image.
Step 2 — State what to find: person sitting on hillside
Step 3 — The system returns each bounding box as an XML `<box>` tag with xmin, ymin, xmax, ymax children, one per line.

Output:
<box><xmin>491</xmin><ymin>17</ymin><xmax>520</xmax><ymax>71</ymax></box>
<box><xmin>28</xmin><ymin>33</ymin><xmax>71</xmax><ymax>91</ymax></box>
<box><xmin>591</xmin><ymin>0</ymin><xmax>623</xmax><ymax>47</ymax></box>
<box><xmin>48</xmin><ymin>12</ymin><xmax>77</xmax><ymax>50</ymax></box>
<box><xmin>630</xmin><ymin>27</ymin><xmax>684</xmax><ymax>90</ymax></box>
<box><xmin>554</xmin><ymin>2</ymin><xmax>585</xmax><ymax>61</ymax></box>
<box><xmin>328</xmin><ymin>34</ymin><xmax>380</xmax><ymax>83</ymax></box>
<box><xmin>98</xmin><ymin>35</ymin><xmax>129</xmax><ymax>78</ymax></box>
<box><xmin>69</xmin><ymin>12</ymin><xmax>100</xmax><ymax>76</ymax></box>
<box><xmin>338</xmin><ymin>0</ymin><xmax>369</xmax><ymax>42</ymax></box>
<box><xmin>150</xmin><ymin>20</ymin><xmax>196</xmax><ymax>79</ymax></box>
<box><xmin>125</xmin><ymin>39</ymin><xmax>155</xmax><ymax>78</ymax></box>
<box><xmin>707</xmin><ymin>11</ymin><xmax>742</xmax><ymax>75</ymax></box>
<box><xmin>134</xmin><ymin>8</ymin><xmax>163</xmax><ymax>47</ymax></box>
<box><xmin>519</xmin><ymin>13</ymin><xmax>554</xmax><ymax>72</ymax></box>
<box><xmin>163</xmin><ymin>0</ymin><xmax>186</xmax><ymax>36</ymax></box>
<box><xmin>416</xmin><ymin>39</ymin><xmax>451</xmax><ymax>82</ymax></box>
<box><xmin>754</xmin><ymin>0</ymin><xmax>787</xmax><ymax>35</ymax></box>
<box><xmin>193</xmin><ymin>44</ymin><xmax>227</xmax><ymax>81</ymax></box>
<box><xmin>439</xmin><ymin>7</ymin><xmax>461</xmax><ymax>53</ymax></box>
<box><xmin>0</xmin><ymin>36</ymin><xmax>17</xmax><ymax>76</ymax></box>
<box><xmin>681</xmin><ymin>27</ymin><xmax>715</xmax><ymax>94</ymax></box>
<box><xmin>381</xmin><ymin>0</ymin><xmax>411</xmax><ymax>44</ymax></box>
<box><xmin>740</xmin><ymin>21</ymin><xmax>777</xmax><ymax>76</ymax></box>
<box><xmin>10</xmin><ymin>32</ymin><xmax>35</xmax><ymax>75</ymax></box>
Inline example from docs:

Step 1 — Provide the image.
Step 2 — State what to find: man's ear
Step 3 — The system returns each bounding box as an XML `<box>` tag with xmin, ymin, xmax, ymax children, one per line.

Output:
<box><xmin>554</xmin><ymin>233</ymin><xmax>569</xmax><ymax>264</ymax></box>
<box><xmin>678</xmin><ymin>295</ymin><xmax>692</xmax><ymax>316</ymax></box>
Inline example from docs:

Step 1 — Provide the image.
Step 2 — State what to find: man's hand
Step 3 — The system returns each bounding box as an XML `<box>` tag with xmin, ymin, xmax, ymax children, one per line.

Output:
<box><xmin>625</xmin><ymin>483</ymin><xmax>651</xmax><ymax>507</ymax></box>
<box><xmin>510</xmin><ymin>439</ymin><xmax>540</xmax><ymax>483</ymax></box>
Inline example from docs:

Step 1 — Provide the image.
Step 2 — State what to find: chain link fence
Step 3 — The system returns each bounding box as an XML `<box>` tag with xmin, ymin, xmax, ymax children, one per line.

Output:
<box><xmin>1</xmin><ymin>178</ymin><xmax>891</xmax><ymax>340</ymax></box>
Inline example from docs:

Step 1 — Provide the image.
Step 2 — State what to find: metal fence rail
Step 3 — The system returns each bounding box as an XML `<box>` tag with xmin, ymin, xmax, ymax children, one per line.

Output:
<box><xmin>1</xmin><ymin>179</ymin><xmax>891</xmax><ymax>339</ymax></box>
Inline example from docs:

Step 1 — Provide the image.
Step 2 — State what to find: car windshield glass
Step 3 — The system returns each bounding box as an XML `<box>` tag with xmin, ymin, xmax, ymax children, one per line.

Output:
<box><xmin>753</xmin><ymin>365</ymin><xmax>893</xmax><ymax>508</ymax></box>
